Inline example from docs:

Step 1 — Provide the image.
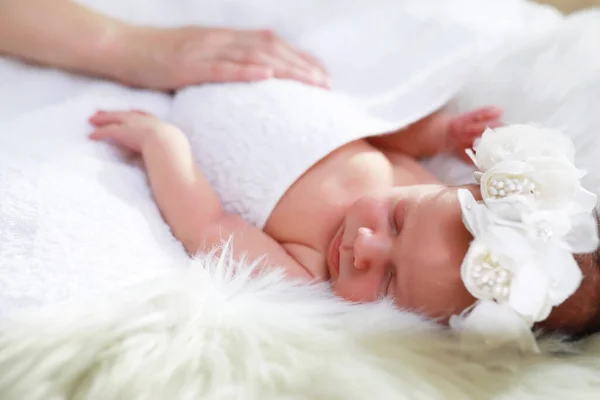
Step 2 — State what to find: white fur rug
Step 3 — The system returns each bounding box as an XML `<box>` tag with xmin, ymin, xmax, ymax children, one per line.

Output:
<box><xmin>3</xmin><ymin>1</ymin><xmax>600</xmax><ymax>399</ymax></box>
<box><xmin>2</xmin><ymin>250</ymin><xmax>600</xmax><ymax>400</ymax></box>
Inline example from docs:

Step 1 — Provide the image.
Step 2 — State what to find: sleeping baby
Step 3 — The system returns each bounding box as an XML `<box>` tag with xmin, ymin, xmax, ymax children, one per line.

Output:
<box><xmin>88</xmin><ymin>86</ymin><xmax>600</xmax><ymax>350</ymax></box>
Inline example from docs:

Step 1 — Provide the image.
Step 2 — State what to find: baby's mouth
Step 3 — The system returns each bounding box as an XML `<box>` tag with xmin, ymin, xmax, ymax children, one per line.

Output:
<box><xmin>328</xmin><ymin>226</ymin><xmax>344</xmax><ymax>277</ymax></box>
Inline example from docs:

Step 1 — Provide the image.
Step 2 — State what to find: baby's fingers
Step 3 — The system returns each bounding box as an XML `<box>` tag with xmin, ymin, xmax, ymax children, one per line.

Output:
<box><xmin>463</xmin><ymin>121</ymin><xmax>502</xmax><ymax>138</ymax></box>
<box><xmin>89</xmin><ymin>110</ymin><xmax>135</xmax><ymax>127</ymax></box>
<box><xmin>89</xmin><ymin>125</ymin><xmax>144</xmax><ymax>153</ymax></box>
<box><xmin>89</xmin><ymin>125</ymin><xmax>121</xmax><ymax>141</ymax></box>
<box><xmin>459</xmin><ymin>106</ymin><xmax>503</xmax><ymax>123</ymax></box>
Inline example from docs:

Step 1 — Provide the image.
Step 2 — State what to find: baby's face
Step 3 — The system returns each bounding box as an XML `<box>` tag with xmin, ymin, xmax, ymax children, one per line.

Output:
<box><xmin>327</xmin><ymin>184</ymin><xmax>600</xmax><ymax>330</ymax></box>
<box><xmin>328</xmin><ymin>184</ymin><xmax>474</xmax><ymax>322</ymax></box>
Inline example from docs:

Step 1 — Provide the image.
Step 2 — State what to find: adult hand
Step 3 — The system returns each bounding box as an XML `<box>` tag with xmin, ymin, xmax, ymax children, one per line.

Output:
<box><xmin>119</xmin><ymin>26</ymin><xmax>330</xmax><ymax>90</ymax></box>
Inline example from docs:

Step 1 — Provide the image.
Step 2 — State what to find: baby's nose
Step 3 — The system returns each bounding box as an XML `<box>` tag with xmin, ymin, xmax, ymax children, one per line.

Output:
<box><xmin>353</xmin><ymin>227</ymin><xmax>392</xmax><ymax>270</ymax></box>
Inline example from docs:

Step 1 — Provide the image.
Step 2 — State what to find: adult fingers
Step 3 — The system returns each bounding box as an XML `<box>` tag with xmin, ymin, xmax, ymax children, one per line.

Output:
<box><xmin>242</xmin><ymin>30</ymin><xmax>329</xmax><ymax>88</ymax></box>
<box><xmin>269</xmin><ymin>40</ymin><xmax>330</xmax><ymax>87</ymax></box>
<box><xmin>179</xmin><ymin>61</ymin><xmax>273</xmax><ymax>86</ymax></box>
<box><xmin>240</xmin><ymin>50</ymin><xmax>326</xmax><ymax>88</ymax></box>
<box><xmin>296</xmin><ymin>49</ymin><xmax>329</xmax><ymax>77</ymax></box>
<box><xmin>270</xmin><ymin>35</ymin><xmax>329</xmax><ymax>85</ymax></box>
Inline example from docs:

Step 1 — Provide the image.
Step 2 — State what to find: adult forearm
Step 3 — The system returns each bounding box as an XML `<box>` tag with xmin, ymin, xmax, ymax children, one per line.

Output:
<box><xmin>0</xmin><ymin>0</ymin><xmax>136</xmax><ymax>82</ymax></box>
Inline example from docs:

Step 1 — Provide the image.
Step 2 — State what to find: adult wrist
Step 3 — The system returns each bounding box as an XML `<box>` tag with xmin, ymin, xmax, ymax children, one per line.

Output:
<box><xmin>0</xmin><ymin>0</ymin><xmax>141</xmax><ymax>84</ymax></box>
<box><xmin>92</xmin><ymin>23</ymin><xmax>148</xmax><ymax>86</ymax></box>
<box><xmin>102</xmin><ymin>25</ymin><xmax>177</xmax><ymax>90</ymax></box>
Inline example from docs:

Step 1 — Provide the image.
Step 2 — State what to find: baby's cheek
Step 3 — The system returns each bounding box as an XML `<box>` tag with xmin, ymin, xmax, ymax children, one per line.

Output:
<box><xmin>404</xmin><ymin>257</ymin><xmax>476</xmax><ymax>323</ymax></box>
<box><xmin>398</xmin><ymin>186</ymin><xmax>477</xmax><ymax>321</ymax></box>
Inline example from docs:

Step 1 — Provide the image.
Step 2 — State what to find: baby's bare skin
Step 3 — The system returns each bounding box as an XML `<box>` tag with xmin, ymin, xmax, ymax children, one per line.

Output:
<box><xmin>266</xmin><ymin>109</ymin><xmax>496</xmax><ymax>277</ymax></box>
<box><xmin>263</xmin><ymin>108</ymin><xmax>503</xmax><ymax>319</ymax></box>
<box><xmin>89</xmin><ymin>106</ymin><xmax>508</xmax><ymax>322</ymax></box>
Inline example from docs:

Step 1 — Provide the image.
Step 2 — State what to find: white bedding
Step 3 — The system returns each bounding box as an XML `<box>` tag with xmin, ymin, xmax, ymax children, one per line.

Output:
<box><xmin>0</xmin><ymin>0</ymin><xmax>558</xmax><ymax>313</ymax></box>
<box><xmin>4</xmin><ymin>0</ymin><xmax>600</xmax><ymax>398</ymax></box>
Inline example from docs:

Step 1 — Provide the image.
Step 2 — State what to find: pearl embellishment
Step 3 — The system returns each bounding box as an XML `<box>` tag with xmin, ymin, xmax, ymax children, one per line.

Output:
<box><xmin>469</xmin><ymin>252</ymin><xmax>512</xmax><ymax>300</ymax></box>
<box><xmin>486</xmin><ymin>175</ymin><xmax>540</xmax><ymax>200</ymax></box>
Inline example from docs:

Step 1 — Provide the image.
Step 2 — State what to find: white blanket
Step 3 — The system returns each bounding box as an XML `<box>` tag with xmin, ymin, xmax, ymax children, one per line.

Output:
<box><xmin>0</xmin><ymin>0</ymin><xmax>558</xmax><ymax>313</ymax></box>
<box><xmin>5</xmin><ymin>1</ymin><xmax>600</xmax><ymax>399</ymax></box>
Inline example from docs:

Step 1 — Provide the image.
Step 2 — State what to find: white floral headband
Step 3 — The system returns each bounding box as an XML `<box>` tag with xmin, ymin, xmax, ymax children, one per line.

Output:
<box><xmin>449</xmin><ymin>124</ymin><xmax>599</xmax><ymax>353</ymax></box>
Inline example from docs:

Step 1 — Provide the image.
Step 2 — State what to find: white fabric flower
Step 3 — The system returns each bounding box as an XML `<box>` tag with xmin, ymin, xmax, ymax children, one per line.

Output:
<box><xmin>479</xmin><ymin>158</ymin><xmax>595</xmax><ymax>219</ymax></box>
<box><xmin>470</xmin><ymin>125</ymin><xmax>576</xmax><ymax>171</ymax></box>
<box><xmin>561</xmin><ymin>212</ymin><xmax>600</xmax><ymax>253</ymax></box>
<box><xmin>458</xmin><ymin>189</ymin><xmax>586</xmax><ymax>320</ymax></box>
<box><xmin>460</xmin><ymin>226</ymin><xmax>582</xmax><ymax>323</ymax></box>
<box><xmin>457</xmin><ymin>189</ymin><xmax>496</xmax><ymax>237</ymax></box>
<box><xmin>532</xmin><ymin>242</ymin><xmax>583</xmax><ymax>309</ymax></box>
<box><xmin>519</xmin><ymin>210</ymin><xmax>599</xmax><ymax>254</ymax></box>
<box><xmin>460</xmin><ymin>227</ymin><xmax>529</xmax><ymax>302</ymax></box>
<box><xmin>449</xmin><ymin>300</ymin><xmax>539</xmax><ymax>353</ymax></box>
<box><xmin>453</xmin><ymin>123</ymin><xmax>599</xmax><ymax>353</ymax></box>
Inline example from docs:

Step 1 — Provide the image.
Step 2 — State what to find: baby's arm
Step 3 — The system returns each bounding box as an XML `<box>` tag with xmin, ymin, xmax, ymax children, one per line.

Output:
<box><xmin>89</xmin><ymin>110</ymin><xmax>311</xmax><ymax>280</ymax></box>
<box><xmin>368</xmin><ymin>107</ymin><xmax>502</xmax><ymax>160</ymax></box>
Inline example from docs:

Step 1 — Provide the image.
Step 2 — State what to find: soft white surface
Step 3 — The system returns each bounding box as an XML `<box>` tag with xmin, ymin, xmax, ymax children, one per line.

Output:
<box><xmin>0</xmin><ymin>0</ymin><xmax>492</xmax><ymax>123</ymax></box>
<box><xmin>448</xmin><ymin>8</ymin><xmax>600</xmax><ymax>195</ymax></box>
<box><xmin>1</xmin><ymin>251</ymin><xmax>600</xmax><ymax>400</ymax></box>
<box><xmin>4</xmin><ymin>0</ymin><xmax>600</xmax><ymax>398</ymax></box>
<box><xmin>171</xmin><ymin>80</ymin><xmax>392</xmax><ymax>229</ymax></box>
<box><xmin>0</xmin><ymin>95</ymin><xmax>185</xmax><ymax>314</ymax></box>
<box><xmin>0</xmin><ymin>0</ymin><xmax>543</xmax><ymax>312</ymax></box>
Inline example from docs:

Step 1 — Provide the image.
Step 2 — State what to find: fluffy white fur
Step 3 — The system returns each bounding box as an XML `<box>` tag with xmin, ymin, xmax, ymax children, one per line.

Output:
<box><xmin>3</xmin><ymin>1</ymin><xmax>600</xmax><ymax>399</ymax></box>
<box><xmin>2</xmin><ymin>248</ymin><xmax>600</xmax><ymax>400</ymax></box>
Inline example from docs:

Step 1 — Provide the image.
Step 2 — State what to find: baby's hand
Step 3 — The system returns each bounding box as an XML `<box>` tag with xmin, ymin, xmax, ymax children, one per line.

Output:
<box><xmin>447</xmin><ymin>107</ymin><xmax>503</xmax><ymax>162</ymax></box>
<box><xmin>88</xmin><ymin>110</ymin><xmax>177</xmax><ymax>153</ymax></box>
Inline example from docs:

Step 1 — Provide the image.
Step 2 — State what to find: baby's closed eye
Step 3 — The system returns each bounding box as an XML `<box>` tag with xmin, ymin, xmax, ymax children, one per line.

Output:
<box><xmin>384</xmin><ymin>268</ymin><xmax>396</xmax><ymax>298</ymax></box>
